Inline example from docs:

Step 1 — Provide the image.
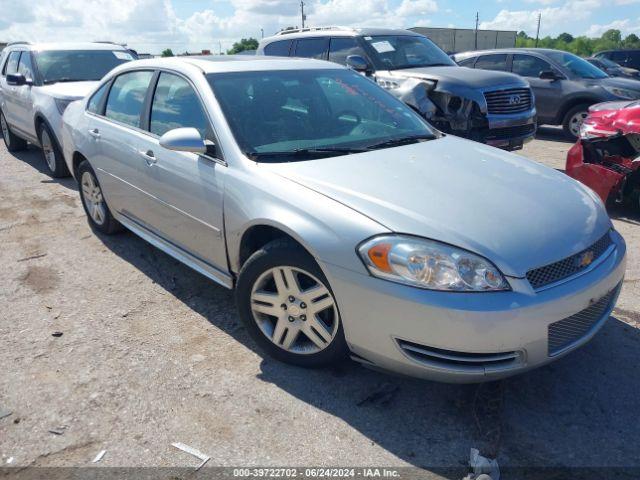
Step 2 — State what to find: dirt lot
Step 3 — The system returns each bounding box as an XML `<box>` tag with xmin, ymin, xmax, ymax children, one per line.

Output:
<box><xmin>1</xmin><ymin>128</ymin><xmax>640</xmax><ymax>477</ymax></box>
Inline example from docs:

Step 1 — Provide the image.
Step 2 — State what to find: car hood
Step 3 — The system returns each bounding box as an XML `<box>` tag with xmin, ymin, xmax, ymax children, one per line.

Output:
<box><xmin>387</xmin><ymin>66</ymin><xmax>528</xmax><ymax>90</ymax></box>
<box><xmin>38</xmin><ymin>81</ymin><xmax>99</xmax><ymax>100</ymax></box>
<box><xmin>264</xmin><ymin>135</ymin><xmax>611</xmax><ymax>278</ymax></box>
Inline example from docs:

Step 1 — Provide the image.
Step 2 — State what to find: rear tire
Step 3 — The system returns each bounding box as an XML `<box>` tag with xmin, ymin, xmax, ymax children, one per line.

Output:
<box><xmin>1</xmin><ymin>111</ymin><xmax>28</xmax><ymax>152</ymax></box>
<box><xmin>77</xmin><ymin>160</ymin><xmax>122</xmax><ymax>235</ymax></box>
<box><xmin>562</xmin><ymin>104</ymin><xmax>590</xmax><ymax>141</ymax></box>
<box><xmin>38</xmin><ymin>123</ymin><xmax>70</xmax><ymax>177</ymax></box>
<box><xmin>236</xmin><ymin>238</ymin><xmax>349</xmax><ymax>368</ymax></box>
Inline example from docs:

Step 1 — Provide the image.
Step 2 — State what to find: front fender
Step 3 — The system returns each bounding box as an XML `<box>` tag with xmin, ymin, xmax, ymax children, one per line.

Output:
<box><xmin>392</xmin><ymin>78</ymin><xmax>438</xmax><ymax>119</ymax></box>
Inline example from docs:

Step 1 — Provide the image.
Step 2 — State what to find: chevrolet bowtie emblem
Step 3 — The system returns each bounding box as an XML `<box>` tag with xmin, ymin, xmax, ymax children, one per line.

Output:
<box><xmin>576</xmin><ymin>250</ymin><xmax>595</xmax><ymax>268</ymax></box>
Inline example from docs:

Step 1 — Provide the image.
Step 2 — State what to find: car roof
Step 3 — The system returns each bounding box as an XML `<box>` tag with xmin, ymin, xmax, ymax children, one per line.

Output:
<box><xmin>260</xmin><ymin>26</ymin><xmax>421</xmax><ymax>44</ymax></box>
<box><xmin>116</xmin><ymin>55</ymin><xmax>346</xmax><ymax>74</ymax></box>
<box><xmin>454</xmin><ymin>48</ymin><xmax>573</xmax><ymax>58</ymax></box>
<box><xmin>5</xmin><ymin>42</ymin><xmax>129</xmax><ymax>52</ymax></box>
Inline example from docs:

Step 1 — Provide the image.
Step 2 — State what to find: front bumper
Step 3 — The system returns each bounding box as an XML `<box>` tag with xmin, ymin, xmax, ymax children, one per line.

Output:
<box><xmin>324</xmin><ymin>230</ymin><xmax>626</xmax><ymax>383</ymax></box>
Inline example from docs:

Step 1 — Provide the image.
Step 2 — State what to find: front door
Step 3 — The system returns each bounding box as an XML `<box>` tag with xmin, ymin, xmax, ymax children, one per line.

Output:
<box><xmin>512</xmin><ymin>54</ymin><xmax>563</xmax><ymax>123</ymax></box>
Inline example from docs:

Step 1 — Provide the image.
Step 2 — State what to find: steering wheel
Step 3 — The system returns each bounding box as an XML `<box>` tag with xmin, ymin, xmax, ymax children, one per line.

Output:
<box><xmin>335</xmin><ymin>110</ymin><xmax>362</xmax><ymax>126</ymax></box>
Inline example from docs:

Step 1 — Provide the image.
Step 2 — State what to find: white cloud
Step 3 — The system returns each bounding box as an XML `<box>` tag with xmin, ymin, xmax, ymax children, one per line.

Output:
<box><xmin>586</xmin><ymin>18</ymin><xmax>640</xmax><ymax>36</ymax></box>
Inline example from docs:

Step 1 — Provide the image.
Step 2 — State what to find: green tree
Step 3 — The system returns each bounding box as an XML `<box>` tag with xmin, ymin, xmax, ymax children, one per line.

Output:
<box><xmin>227</xmin><ymin>38</ymin><xmax>259</xmax><ymax>55</ymax></box>
<box><xmin>557</xmin><ymin>32</ymin><xmax>574</xmax><ymax>43</ymax></box>
<box><xmin>161</xmin><ymin>48</ymin><xmax>174</xmax><ymax>57</ymax></box>
<box><xmin>601</xmin><ymin>29</ymin><xmax>622</xmax><ymax>45</ymax></box>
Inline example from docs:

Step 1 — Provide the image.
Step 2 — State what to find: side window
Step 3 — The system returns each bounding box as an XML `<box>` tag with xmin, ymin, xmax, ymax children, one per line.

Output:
<box><xmin>264</xmin><ymin>40</ymin><xmax>293</xmax><ymax>56</ymax></box>
<box><xmin>512</xmin><ymin>54</ymin><xmax>552</xmax><ymax>77</ymax></box>
<box><xmin>17</xmin><ymin>52</ymin><xmax>34</xmax><ymax>80</ymax></box>
<box><xmin>293</xmin><ymin>38</ymin><xmax>329</xmax><ymax>60</ymax></box>
<box><xmin>150</xmin><ymin>72</ymin><xmax>211</xmax><ymax>139</ymax></box>
<box><xmin>328</xmin><ymin>37</ymin><xmax>366</xmax><ymax>65</ymax></box>
<box><xmin>105</xmin><ymin>71</ymin><xmax>153</xmax><ymax>128</ymax></box>
<box><xmin>3</xmin><ymin>51</ymin><xmax>21</xmax><ymax>76</ymax></box>
<box><xmin>457</xmin><ymin>57</ymin><xmax>476</xmax><ymax>67</ymax></box>
<box><xmin>87</xmin><ymin>82</ymin><xmax>110</xmax><ymax>114</ymax></box>
<box><xmin>627</xmin><ymin>51</ymin><xmax>640</xmax><ymax>68</ymax></box>
<box><xmin>474</xmin><ymin>54</ymin><xmax>509</xmax><ymax>72</ymax></box>
<box><xmin>609</xmin><ymin>51</ymin><xmax>627</xmax><ymax>63</ymax></box>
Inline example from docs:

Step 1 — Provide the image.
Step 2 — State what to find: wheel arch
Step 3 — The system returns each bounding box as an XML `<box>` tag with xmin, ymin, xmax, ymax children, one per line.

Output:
<box><xmin>71</xmin><ymin>151</ymin><xmax>88</xmax><ymax>179</ymax></box>
<box><xmin>555</xmin><ymin>97</ymin><xmax>597</xmax><ymax>125</ymax></box>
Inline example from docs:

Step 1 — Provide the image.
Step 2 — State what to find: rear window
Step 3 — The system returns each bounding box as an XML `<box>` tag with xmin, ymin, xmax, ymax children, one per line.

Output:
<box><xmin>293</xmin><ymin>38</ymin><xmax>329</xmax><ymax>59</ymax></box>
<box><xmin>474</xmin><ymin>54</ymin><xmax>508</xmax><ymax>72</ymax></box>
<box><xmin>34</xmin><ymin>49</ymin><xmax>136</xmax><ymax>85</ymax></box>
<box><xmin>264</xmin><ymin>40</ymin><xmax>293</xmax><ymax>56</ymax></box>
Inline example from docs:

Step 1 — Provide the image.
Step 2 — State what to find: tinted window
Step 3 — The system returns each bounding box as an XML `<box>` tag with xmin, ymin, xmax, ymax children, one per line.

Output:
<box><xmin>293</xmin><ymin>38</ymin><xmax>329</xmax><ymax>59</ymax></box>
<box><xmin>87</xmin><ymin>83</ymin><xmax>110</xmax><ymax>114</ymax></box>
<box><xmin>4</xmin><ymin>51</ymin><xmax>21</xmax><ymax>76</ymax></box>
<box><xmin>34</xmin><ymin>50</ymin><xmax>135</xmax><ymax>85</ymax></box>
<box><xmin>363</xmin><ymin>35</ymin><xmax>455</xmax><ymax>70</ymax></box>
<box><xmin>474</xmin><ymin>54</ymin><xmax>508</xmax><ymax>72</ymax></box>
<box><xmin>208</xmin><ymin>69</ymin><xmax>435</xmax><ymax>161</ymax></box>
<box><xmin>105</xmin><ymin>71</ymin><xmax>153</xmax><ymax>128</ymax></box>
<box><xmin>609</xmin><ymin>51</ymin><xmax>627</xmax><ymax>62</ymax></box>
<box><xmin>328</xmin><ymin>37</ymin><xmax>366</xmax><ymax>65</ymax></box>
<box><xmin>512</xmin><ymin>54</ymin><xmax>552</xmax><ymax>77</ymax></box>
<box><xmin>17</xmin><ymin>52</ymin><xmax>34</xmax><ymax>79</ymax></box>
<box><xmin>264</xmin><ymin>40</ymin><xmax>293</xmax><ymax>56</ymax></box>
<box><xmin>627</xmin><ymin>51</ymin><xmax>640</xmax><ymax>68</ymax></box>
<box><xmin>457</xmin><ymin>57</ymin><xmax>476</xmax><ymax>67</ymax></box>
<box><xmin>150</xmin><ymin>73</ymin><xmax>210</xmax><ymax>139</ymax></box>
<box><xmin>545</xmin><ymin>50</ymin><xmax>607</xmax><ymax>79</ymax></box>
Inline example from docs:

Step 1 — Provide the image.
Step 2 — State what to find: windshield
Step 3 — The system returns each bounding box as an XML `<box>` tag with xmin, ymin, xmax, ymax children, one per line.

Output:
<box><xmin>34</xmin><ymin>50</ymin><xmax>136</xmax><ymax>84</ymax></box>
<box><xmin>546</xmin><ymin>51</ymin><xmax>608</xmax><ymax>79</ymax></box>
<box><xmin>598</xmin><ymin>57</ymin><xmax>621</xmax><ymax>68</ymax></box>
<box><xmin>363</xmin><ymin>35</ymin><xmax>456</xmax><ymax>70</ymax></box>
<box><xmin>207</xmin><ymin>69</ymin><xmax>437</xmax><ymax>162</ymax></box>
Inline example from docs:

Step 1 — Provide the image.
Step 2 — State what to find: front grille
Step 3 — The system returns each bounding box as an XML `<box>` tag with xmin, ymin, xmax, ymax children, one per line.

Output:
<box><xmin>485</xmin><ymin>123</ymin><xmax>536</xmax><ymax>141</ymax></box>
<box><xmin>548</xmin><ymin>286</ymin><xmax>619</xmax><ymax>356</ymax></box>
<box><xmin>526</xmin><ymin>232</ymin><xmax>613</xmax><ymax>290</ymax></box>
<box><xmin>397</xmin><ymin>339</ymin><xmax>522</xmax><ymax>372</ymax></box>
<box><xmin>484</xmin><ymin>88</ymin><xmax>533</xmax><ymax>114</ymax></box>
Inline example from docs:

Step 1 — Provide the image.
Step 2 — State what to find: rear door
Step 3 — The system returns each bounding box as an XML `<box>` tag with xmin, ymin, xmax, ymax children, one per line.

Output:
<box><xmin>473</xmin><ymin>53</ymin><xmax>510</xmax><ymax>72</ymax></box>
<box><xmin>133</xmin><ymin>71</ymin><xmax>227</xmax><ymax>270</ymax></box>
<box><xmin>0</xmin><ymin>51</ymin><xmax>23</xmax><ymax>128</ymax></box>
<box><xmin>511</xmin><ymin>53</ymin><xmax>562</xmax><ymax>122</ymax></box>
<box><xmin>86</xmin><ymin>69</ymin><xmax>155</xmax><ymax>221</ymax></box>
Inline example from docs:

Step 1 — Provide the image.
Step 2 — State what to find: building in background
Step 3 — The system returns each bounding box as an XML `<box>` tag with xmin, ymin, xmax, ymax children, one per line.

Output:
<box><xmin>409</xmin><ymin>27</ymin><xmax>516</xmax><ymax>54</ymax></box>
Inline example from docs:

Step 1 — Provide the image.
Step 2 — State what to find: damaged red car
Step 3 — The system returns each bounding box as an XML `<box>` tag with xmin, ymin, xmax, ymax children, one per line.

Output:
<box><xmin>566</xmin><ymin>100</ymin><xmax>640</xmax><ymax>211</ymax></box>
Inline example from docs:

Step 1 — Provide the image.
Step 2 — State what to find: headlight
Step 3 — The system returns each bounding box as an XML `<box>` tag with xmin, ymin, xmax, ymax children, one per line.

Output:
<box><xmin>358</xmin><ymin>235</ymin><xmax>509</xmax><ymax>291</ymax></box>
<box><xmin>604</xmin><ymin>86</ymin><xmax>640</xmax><ymax>100</ymax></box>
<box><xmin>55</xmin><ymin>98</ymin><xmax>73</xmax><ymax>115</ymax></box>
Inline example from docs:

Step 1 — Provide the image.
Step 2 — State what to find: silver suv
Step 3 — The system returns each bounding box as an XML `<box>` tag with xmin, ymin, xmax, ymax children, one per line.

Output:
<box><xmin>0</xmin><ymin>42</ymin><xmax>135</xmax><ymax>177</ymax></box>
<box><xmin>258</xmin><ymin>27</ymin><xmax>537</xmax><ymax>151</ymax></box>
<box><xmin>62</xmin><ymin>56</ymin><xmax>624</xmax><ymax>383</ymax></box>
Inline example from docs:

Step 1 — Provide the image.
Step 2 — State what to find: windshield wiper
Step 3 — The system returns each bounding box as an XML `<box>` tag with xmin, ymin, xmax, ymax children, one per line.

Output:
<box><xmin>364</xmin><ymin>134</ymin><xmax>435</xmax><ymax>150</ymax></box>
<box><xmin>247</xmin><ymin>146</ymin><xmax>369</xmax><ymax>162</ymax></box>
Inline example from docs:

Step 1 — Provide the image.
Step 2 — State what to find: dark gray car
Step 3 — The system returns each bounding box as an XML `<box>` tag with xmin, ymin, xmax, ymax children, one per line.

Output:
<box><xmin>454</xmin><ymin>48</ymin><xmax>640</xmax><ymax>139</ymax></box>
<box><xmin>586</xmin><ymin>57</ymin><xmax>640</xmax><ymax>80</ymax></box>
<box><xmin>258</xmin><ymin>27</ymin><xmax>537</xmax><ymax>151</ymax></box>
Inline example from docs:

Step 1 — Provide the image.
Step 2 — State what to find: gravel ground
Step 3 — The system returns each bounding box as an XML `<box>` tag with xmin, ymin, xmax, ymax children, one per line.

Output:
<box><xmin>1</xmin><ymin>127</ymin><xmax>639</xmax><ymax>477</ymax></box>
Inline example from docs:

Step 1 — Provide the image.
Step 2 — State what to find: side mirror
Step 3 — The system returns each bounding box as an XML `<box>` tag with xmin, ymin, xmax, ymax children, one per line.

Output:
<box><xmin>159</xmin><ymin>127</ymin><xmax>207</xmax><ymax>154</ymax></box>
<box><xmin>6</xmin><ymin>73</ymin><xmax>30</xmax><ymax>86</ymax></box>
<box><xmin>539</xmin><ymin>70</ymin><xmax>559</xmax><ymax>80</ymax></box>
<box><xmin>346</xmin><ymin>55</ymin><xmax>371</xmax><ymax>73</ymax></box>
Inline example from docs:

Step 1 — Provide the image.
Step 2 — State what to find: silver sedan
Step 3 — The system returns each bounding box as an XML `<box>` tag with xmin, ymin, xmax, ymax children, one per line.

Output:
<box><xmin>61</xmin><ymin>56</ymin><xmax>626</xmax><ymax>383</ymax></box>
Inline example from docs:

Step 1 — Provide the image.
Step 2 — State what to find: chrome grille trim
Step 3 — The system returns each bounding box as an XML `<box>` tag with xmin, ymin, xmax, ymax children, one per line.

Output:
<box><xmin>526</xmin><ymin>232</ymin><xmax>614</xmax><ymax>291</ymax></box>
<box><xmin>484</xmin><ymin>88</ymin><xmax>533</xmax><ymax>114</ymax></box>
<box><xmin>547</xmin><ymin>285</ymin><xmax>620</xmax><ymax>356</ymax></box>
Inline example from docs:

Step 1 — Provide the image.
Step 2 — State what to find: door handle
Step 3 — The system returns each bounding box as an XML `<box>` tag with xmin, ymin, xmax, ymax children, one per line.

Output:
<box><xmin>88</xmin><ymin>128</ymin><xmax>101</xmax><ymax>139</ymax></box>
<box><xmin>139</xmin><ymin>149</ymin><xmax>157</xmax><ymax>166</ymax></box>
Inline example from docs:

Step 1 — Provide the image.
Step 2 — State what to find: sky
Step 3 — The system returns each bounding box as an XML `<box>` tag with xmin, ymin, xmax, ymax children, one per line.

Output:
<box><xmin>1</xmin><ymin>0</ymin><xmax>639</xmax><ymax>54</ymax></box>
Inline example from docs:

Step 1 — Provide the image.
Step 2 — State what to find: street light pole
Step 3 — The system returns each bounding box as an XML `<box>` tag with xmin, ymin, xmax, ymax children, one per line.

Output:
<box><xmin>301</xmin><ymin>1</ymin><xmax>306</xmax><ymax>29</ymax></box>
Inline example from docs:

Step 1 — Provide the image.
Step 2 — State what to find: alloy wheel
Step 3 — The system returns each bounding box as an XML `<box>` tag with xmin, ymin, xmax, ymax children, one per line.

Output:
<box><xmin>41</xmin><ymin>129</ymin><xmax>56</xmax><ymax>172</ymax></box>
<box><xmin>81</xmin><ymin>171</ymin><xmax>107</xmax><ymax>226</ymax></box>
<box><xmin>250</xmin><ymin>266</ymin><xmax>339</xmax><ymax>354</ymax></box>
<box><xmin>1</xmin><ymin>114</ymin><xmax>10</xmax><ymax>147</ymax></box>
<box><xmin>569</xmin><ymin>111</ymin><xmax>588</xmax><ymax>137</ymax></box>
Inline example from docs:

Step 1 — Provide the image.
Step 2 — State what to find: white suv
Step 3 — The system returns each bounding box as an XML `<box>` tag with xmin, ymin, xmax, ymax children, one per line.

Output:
<box><xmin>0</xmin><ymin>42</ymin><xmax>135</xmax><ymax>177</ymax></box>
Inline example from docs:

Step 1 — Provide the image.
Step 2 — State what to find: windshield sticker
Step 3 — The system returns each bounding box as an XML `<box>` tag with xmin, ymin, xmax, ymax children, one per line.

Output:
<box><xmin>113</xmin><ymin>51</ymin><xmax>134</xmax><ymax>60</ymax></box>
<box><xmin>364</xmin><ymin>36</ymin><xmax>372</xmax><ymax>40</ymax></box>
<box><xmin>371</xmin><ymin>41</ymin><xmax>395</xmax><ymax>53</ymax></box>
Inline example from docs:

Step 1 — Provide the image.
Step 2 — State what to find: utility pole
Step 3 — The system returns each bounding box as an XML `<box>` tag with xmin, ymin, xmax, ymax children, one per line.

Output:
<box><xmin>474</xmin><ymin>12</ymin><xmax>479</xmax><ymax>50</ymax></box>
<box><xmin>300</xmin><ymin>1</ymin><xmax>306</xmax><ymax>29</ymax></box>
<box><xmin>261</xmin><ymin>28</ymin><xmax>264</xmax><ymax>38</ymax></box>
<box><xmin>535</xmin><ymin>12</ymin><xmax>541</xmax><ymax>47</ymax></box>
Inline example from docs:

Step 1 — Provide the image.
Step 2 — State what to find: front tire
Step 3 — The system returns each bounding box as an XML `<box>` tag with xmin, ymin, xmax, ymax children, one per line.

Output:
<box><xmin>77</xmin><ymin>160</ymin><xmax>122</xmax><ymax>235</ymax></box>
<box><xmin>562</xmin><ymin>104</ymin><xmax>590</xmax><ymax>141</ymax></box>
<box><xmin>236</xmin><ymin>238</ymin><xmax>349</xmax><ymax>368</ymax></box>
<box><xmin>38</xmin><ymin>123</ymin><xmax>70</xmax><ymax>177</ymax></box>
<box><xmin>1</xmin><ymin>111</ymin><xmax>28</xmax><ymax>152</ymax></box>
